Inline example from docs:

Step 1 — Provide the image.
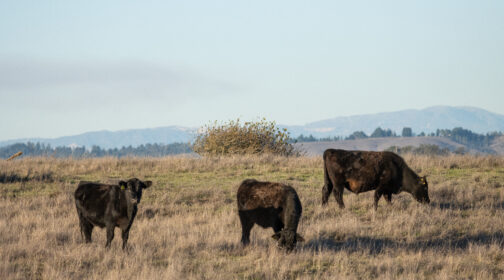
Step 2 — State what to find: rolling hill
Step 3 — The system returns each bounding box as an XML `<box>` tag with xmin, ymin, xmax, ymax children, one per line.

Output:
<box><xmin>0</xmin><ymin>126</ymin><xmax>194</xmax><ymax>149</ymax></box>
<box><xmin>295</xmin><ymin>137</ymin><xmax>475</xmax><ymax>156</ymax></box>
<box><xmin>284</xmin><ymin>106</ymin><xmax>504</xmax><ymax>138</ymax></box>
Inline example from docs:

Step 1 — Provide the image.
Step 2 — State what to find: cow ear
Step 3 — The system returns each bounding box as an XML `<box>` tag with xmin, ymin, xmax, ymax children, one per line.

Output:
<box><xmin>119</xmin><ymin>181</ymin><xmax>127</xmax><ymax>190</ymax></box>
<box><xmin>296</xmin><ymin>233</ymin><xmax>305</xmax><ymax>242</ymax></box>
<box><xmin>143</xmin><ymin>181</ymin><xmax>152</xmax><ymax>189</ymax></box>
<box><xmin>271</xmin><ymin>232</ymin><xmax>281</xmax><ymax>240</ymax></box>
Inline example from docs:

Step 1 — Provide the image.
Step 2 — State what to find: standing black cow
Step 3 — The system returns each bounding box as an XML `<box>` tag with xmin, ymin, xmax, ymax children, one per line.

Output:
<box><xmin>74</xmin><ymin>178</ymin><xmax>152</xmax><ymax>249</ymax></box>
<box><xmin>237</xmin><ymin>179</ymin><xmax>304</xmax><ymax>251</ymax></box>
<box><xmin>322</xmin><ymin>149</ymin><xmax>430</xmax><ymax>210</ymax></box>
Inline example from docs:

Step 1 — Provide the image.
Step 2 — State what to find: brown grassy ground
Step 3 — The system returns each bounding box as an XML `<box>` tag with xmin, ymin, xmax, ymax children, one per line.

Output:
<box><xmin>1</xmin><ymin>155</ymin><xmax>504</xmax><ymax>279</ymax></box>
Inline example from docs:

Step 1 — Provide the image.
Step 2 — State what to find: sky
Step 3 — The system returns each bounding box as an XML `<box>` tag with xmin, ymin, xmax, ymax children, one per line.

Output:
<box><xmin>1</xmin><ymin>0</ymin><xmax>503</xmax><ymax>141</ymax></box>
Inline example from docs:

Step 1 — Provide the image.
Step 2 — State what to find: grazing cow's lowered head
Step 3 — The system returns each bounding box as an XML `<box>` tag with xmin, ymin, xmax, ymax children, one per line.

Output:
<box><xmin>74</xmin><ymin>178</ymin><xmax>152</xmax><ymax>249</ymax></box>
<box><xmin>272</xmin><ymin>229</ymin><xmax>305</xmax><ymax>251</ymax></box>
<box><xmin>237</xmin><ymin>179</ymin><xmax>304</xmax><ymax>252</ymax></box>
<box><xmin>407</xmin><ymin>175</ymin><xmax>430</xmax><ymax>204</ymax></box>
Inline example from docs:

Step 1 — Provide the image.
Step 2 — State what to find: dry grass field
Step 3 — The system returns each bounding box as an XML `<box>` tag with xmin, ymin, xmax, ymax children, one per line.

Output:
<box><xmin>1</xmin><ymin>155</ymin><xmax>504</xmax><ymax>279</ymax></box>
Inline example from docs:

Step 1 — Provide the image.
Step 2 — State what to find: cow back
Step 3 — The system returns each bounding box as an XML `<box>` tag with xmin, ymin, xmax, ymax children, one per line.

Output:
<box><xmin>75</xmin><ymin>182</ymin><xmax>120</xmax><ymax>227</ymax></box>
<box><xmin>237</xmin><ymin>179</ymin><xmax>290</xmax><ymax>211</ymax></box>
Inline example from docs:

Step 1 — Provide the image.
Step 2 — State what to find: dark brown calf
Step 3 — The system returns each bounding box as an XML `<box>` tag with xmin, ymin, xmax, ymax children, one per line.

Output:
<box><xmin>74</xmin><ymin>178</ymin><xmax>152</xmax><ymax>249</ymax></box>
<box><xmin>322</xmin><ymin>149</ymin><xmax>430</xmax><ymax>210</ymax></box>
<box><xmin>237</xmin><ymin>179</ymin><xmax>304</xmax><ymax>251</ymax></box>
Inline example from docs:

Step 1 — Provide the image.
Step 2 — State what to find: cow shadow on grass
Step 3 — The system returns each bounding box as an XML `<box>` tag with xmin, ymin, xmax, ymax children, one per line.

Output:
<box><xmin>302</xmin><ymin>231</ymin><xmax>504</xmax><ymax>254</ymax></box>
<box><xmin>430</xmin><ymin>201</ymin><xmax>504</xmax><ymax>211</ymax></box>
<box><xmin>430</xmin><ymin>202</ymin><xmax>473</xmax><ymax>210</ymax></box>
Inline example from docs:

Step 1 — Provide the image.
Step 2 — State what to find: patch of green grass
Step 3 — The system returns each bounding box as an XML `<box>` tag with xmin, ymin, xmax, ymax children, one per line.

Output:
<box><xmin>440</xmin><ymin>168</ymin><xmax>475</xmax><ymax>179</ymax></box>
<box><xmin>349</xmin><ymin>205</ymin><xmax>367</xmax><ymax>217</ymax></box>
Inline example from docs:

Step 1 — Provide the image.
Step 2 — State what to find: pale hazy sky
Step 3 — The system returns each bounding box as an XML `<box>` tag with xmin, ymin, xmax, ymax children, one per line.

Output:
<box><xmin>1</xmin><ymin>1</ymin><xmax>503</xmax><ymax>140</ymax></box>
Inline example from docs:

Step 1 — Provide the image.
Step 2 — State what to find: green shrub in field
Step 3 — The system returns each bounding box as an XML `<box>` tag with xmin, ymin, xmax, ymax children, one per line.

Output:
<box><xmin>193</xmin><ymin>118</ymin><xmax>297</xmax><ymax>156</ymax></box>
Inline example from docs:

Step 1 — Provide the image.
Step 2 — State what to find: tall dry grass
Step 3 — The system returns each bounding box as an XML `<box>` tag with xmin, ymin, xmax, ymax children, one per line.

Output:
<box><xmin>1</xmin><ymin>155</ymin><xmax>504</xmax><ymax>279</ymax></box>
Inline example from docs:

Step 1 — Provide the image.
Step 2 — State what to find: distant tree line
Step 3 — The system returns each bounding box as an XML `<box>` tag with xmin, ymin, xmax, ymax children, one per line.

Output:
<box><xmin>293</xmin><ymin>134</ymin><xmax>342</xmax><ymax>142</ymax></box>
<box><xmin>294</xmin><ymin>126</ymin><xmax>402</xmax><ymax>142</ymax></box>
<box><xmin>0</xmin><ymin>142</ymin><xmax>192</xmax><ymax>159</ymax></box>
<box><xmin>293</xmin><ymin>127</ymin><xmax>502</xmax><ymax>152</ymax></box>
<box><xmin>345</xmin><ymin>127</ymin><xmax>398</xmax><ymax>139</ymax></box>
<box><xmin>434</xmin><ymin>127</ymin><xmax>501</xmax><ymax>152</ymax></box>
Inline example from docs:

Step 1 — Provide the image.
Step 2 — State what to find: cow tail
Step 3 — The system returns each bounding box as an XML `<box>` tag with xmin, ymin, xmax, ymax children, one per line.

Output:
<box><xmin>322</xmin><ymin>153</ymin><xmax>334</xmax><ymax>205</ymax></box>
<box><xmin>74</xmin><ymin>188</ymin><xmax>87</xmax><ymax>239</ymax></box>
<box><xmin>75</xmin><ymin>205</ymin><xmax>86</xmax><ymax>239</ymax></box>
<box><xmin>323</xmin><ymin>156</ymin><xmax>333</xmax><ymax>191</ymax></box>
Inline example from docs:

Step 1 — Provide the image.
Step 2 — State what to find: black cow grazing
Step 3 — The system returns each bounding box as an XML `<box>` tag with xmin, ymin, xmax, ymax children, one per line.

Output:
<box><xmin>74</xmin><ymin>178</ymin><xmax>152</xmax><ymax>249</ymax></box>
<box><xmin>237</xmin><ymin>179</ymin><xmax>304</xmax><ymax>251</ymax></box>
<box><xmin>322</xmin><ymin>149</ymin><xmax>430</xmax><ymax>210</ymax></box>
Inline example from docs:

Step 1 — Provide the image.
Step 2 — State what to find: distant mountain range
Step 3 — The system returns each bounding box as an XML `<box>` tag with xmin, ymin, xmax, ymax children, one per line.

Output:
<box><xmin>284</xmin><ymin>106</ymin><xmax>504</xmax><ymax>138</ymax></box>
<box><xmin>1</xmin><ymin>106</ymin><xmax>504</xmax><ymax>149</ymax></box>
<box><xmin>0</xmin><ymin>126</ymin><xmax>195</xmax><ymax>149</ymax></box>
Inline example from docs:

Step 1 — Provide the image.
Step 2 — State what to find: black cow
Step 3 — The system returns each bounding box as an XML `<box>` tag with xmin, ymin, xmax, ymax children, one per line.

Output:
<box><xmin>237</xmin><ymin>179</ymin><xmax>304</xmax><ymax>251</ymax></box>
<box><xmin>74</xmin><ymin>178</ymin><xmax>152</xmax><ymax>249</ymax></box>
<box><xmin>322</xmin><ymin>149</ymin><xmax>430</xmax><ymax>210</ymax></box>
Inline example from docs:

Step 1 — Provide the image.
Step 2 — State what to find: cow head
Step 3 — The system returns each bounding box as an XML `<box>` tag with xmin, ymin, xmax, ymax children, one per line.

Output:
<box><xmin>119</xmin><ymin>178</ymin><xmax>152</xmax><ymax>205</ymax></box>
<box><xmin>412</xmin><ymin>176</ymin><xmax>430</xmax><ymax>204</ymax></box>
<box><xmin>272</xmin><ymin>230</ymin><xmax>305</xmax><ymax>251</ymax></box>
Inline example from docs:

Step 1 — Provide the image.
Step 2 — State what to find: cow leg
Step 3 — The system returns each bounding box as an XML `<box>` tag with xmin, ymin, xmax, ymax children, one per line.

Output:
<box><xmin>273</xmin><ymin>219</ymin><xmax>284</xmax><ymax>234</ymax></box>
<box><xmin>374</xmin><ymin>190</ymin><xmax>383</xmax><ymax>210</ymax></box>
<box><xmin>121</xmin><ymin>229</ymin><xmax>130</xmax><ymax>250</ymax></box>
<box><xmin>332</xmin><ymin>184</ymin><xmax>345</xmax><ymax>209</ymax></box>
<box><xmin>81</xmin><ymin>220</ymin><xmax>94</xmax><ymax>243</ymax></box>
<box><xmin>77</xmin><ymin>212</ymin><xmax>93</xmax><ymax>243</ymax></box>
<box><xmin>239</xmin><ymin>211</ymin><xmax>253</xmax><ymax>246</ymax></box>
<box><xmin>120</xmin><ymin>221</ymin><xmax>133</xmax><ymax>250</ymax></box>
<box><xmin>322</xmin><ymin>184</ymin><xmax>333</xmax><ymax>205</ymax></box>
<box><xmin>385</xmin><ymin>193</ymin><xmax>392</xmax><ymax>204</ymax></box>
<box><xmin>105</xmin><ymin>224</ymin><xmax>115</xmax><ymax>248</ymax></box>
